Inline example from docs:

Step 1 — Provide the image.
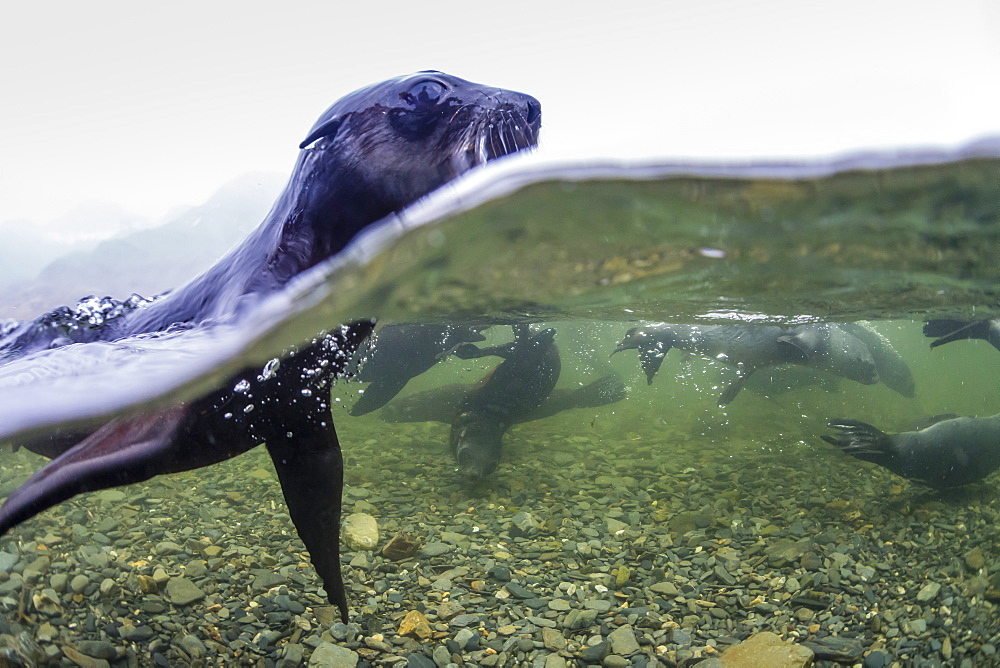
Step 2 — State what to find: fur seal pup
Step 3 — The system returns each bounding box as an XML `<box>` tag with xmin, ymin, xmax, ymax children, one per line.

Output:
<box><xmin>613</xmin><ymin>322</ymin><xmax>878</xmax><ymax>405</ymax></box>
<box><xmin>923</xmin><ymin>318</ymin><xmax>1000</xmax><ymax>353</ymax></box>
<box><xmin>449</xmin><ymin>325</ymin><xmax>560</xmax><ymax>479</ymax></box>
<box><xmin>822</xmin><ymin>413</ymin><xmax>1000</xmax><ymax>488</ymax></box>
<box><xmin>349</xmin><ymin>323</ymin><xmax>486</xmax><ymax>416</ymax></box>
<box><xmin>0</xmin><ymin>72</ymin><xmax>541</xmax><ymax>620</ymax></box>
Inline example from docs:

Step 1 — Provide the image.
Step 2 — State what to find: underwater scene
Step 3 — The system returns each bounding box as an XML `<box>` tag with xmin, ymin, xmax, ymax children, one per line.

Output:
<box><xmin>0</xmin><ymin>147</ymin><xmax>998</xmax><ymax>667</ymax></box>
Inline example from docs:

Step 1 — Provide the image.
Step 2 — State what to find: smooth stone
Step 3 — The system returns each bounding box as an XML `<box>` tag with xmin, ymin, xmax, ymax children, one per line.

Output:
<box><xmin>309</xmin><ymin>642</ymin><xmax>359</xmax><ymax>667</ymax></box>
<box><xmin>432</xmin><ymin>645</ymin><xmax>451</xmax><ymax>667</ymax></box>
<box><xmin>454</xmin><ymin>627</ymin><xmax>479</xmax><ymax>650</ymax></box>
<box><xmin>278</xmin><ymin>644</ymin><xmax>304</xmax><ymax>668</ymax></box>
<box><xmin>802</xmin><ymin>636</ymin><xmax>864</xmax><ymax>661</ymax></box>
<box><xmin>179</xmin><ymin>634</ymin><xmax>207</xmax><ymax>658</ymax></box>
<box><xmin>916</xmin><ymin>581</ymin><xmax>941</xmax><ymax>602</ymax></box>
<box><xmin>542</xmin><ymin>627</ymin><xmax>567</xmax><ymax>651</ymax></box>
<box><xmin>165</xmin><ymin>577</ymin><xmax>205</xmax><ymax>606</ymax></box>
<box><xmin>398</xmin><ymin>610</ymin><xmax>433</xmax><ymax>640</ymax></box>
<box><xmin>252</xmin><ymin>572</ymin><xmax>287</xmax><ymax>591</ymax></box>
<box><xmin>75</xmin><ymin>641</ymin><xmax>118</xmax><ymax>660</ymax></box>
<box><xmin>719</xmin><ymin>631</ymin><xmax>814</xmax><ymax>667</ymax></box>
<box><xmin>408</xmin><ymin>654</ymin><xmax>436</xmax><ymax>668</ymax></box>
<box><xmin>70</xmin><ymin>574</ymin><xmax>90</xmax><ymax>594</ymax></box>
<box><xmin>420</xmin><ymin>542</ymin><xmax>453</xmax><ymax>557</ymax></box>
<box><xmin>343</xmin><ymin>513</ymin><xmax>379</xmax><ymax>551</ymax></box>
<box><xmin>154</xmin><ymin>541</ymin><xmax>183</xmax><ymax>556</ymax></box>
<box><xmin>0</xmin><ymin>552</ymin><xmax>18</xmax><ymax>572</ymax></box>
<box><xmin>607</xmin><ymin>624</ymin><xmax>640</xmax><ymax>655</ymax></box>
<box><xmin>62</xmin><ymin>645</ymin><xmax>111</xmax><ymax>668</ymax></box>
<box><xmin>606</xmin><ymin>518</ymin><xmax>628</xmax><ymax>534</ymax></box>
<box><xmin>544</xmin><ymin>655</ymin><xmax>567</xmax><ymax>668</ymax></box>
<box><xmin>580</xmin><ymin>640</ymin><xmax>610</xmax><ymax>662</ymax></box>
<box><xmin>964</xmin><ymin>547</ymin><xmax>985</xmax><ymax>571</ymax></box>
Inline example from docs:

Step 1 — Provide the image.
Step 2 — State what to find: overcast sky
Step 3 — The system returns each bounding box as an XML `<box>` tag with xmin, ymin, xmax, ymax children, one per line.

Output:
<box><xmin>2</xmin><ymin>0</ymin><xmax>998</xmax><ymax>228</ymax></box>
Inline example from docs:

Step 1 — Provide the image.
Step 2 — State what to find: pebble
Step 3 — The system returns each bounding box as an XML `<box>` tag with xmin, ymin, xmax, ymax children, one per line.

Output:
<box><xmin>165</xmin><ymin>577</ymin><xmax>205</xmax><ymax>605</ymax></box>
<box><xmin>916</xmin><ymin>581</ymin><xmax>941</xmax><ymax>602</ymax></box>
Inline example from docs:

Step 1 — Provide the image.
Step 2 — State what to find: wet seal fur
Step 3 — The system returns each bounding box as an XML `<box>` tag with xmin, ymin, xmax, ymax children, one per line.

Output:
<box><xmin>823</xmin><ymin>414</ymin><xmax>1000</xmax><ymax>489</ymax></box>
<box><xmin>0</xmin><ymin>72</ymin><xmax>541</xmax><ymax>621</ymax></box>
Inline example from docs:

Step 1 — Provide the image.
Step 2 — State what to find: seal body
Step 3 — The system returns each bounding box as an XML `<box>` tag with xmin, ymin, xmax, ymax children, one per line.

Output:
<box><xmin>0</xmin><ymin>71</ymin><xmax>541</xmax><ymax>621</ymax></box>
<box><xmin>823</xmin><ymin>414</ymin><xmax>1000</xmax><ymax>488</ymax></box>
<box><xmin>349</xmin><ymin>323</ymin><xmax>485</xmax><ymax>416</ymax></box>
<box><xmin>449</xmin><ymin>325</ymin><xmax>560</xmax><ymax>479</ymax></box>
<box><xmin>614</xmin><ymin>322</ymin><xmax>878</xmax><ymax>405</ymax></box>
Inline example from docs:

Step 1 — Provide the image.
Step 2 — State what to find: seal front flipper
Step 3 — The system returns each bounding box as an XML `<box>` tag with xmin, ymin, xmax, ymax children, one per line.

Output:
<box><xmin>265</xmin><ymin>425</ymin><xmax>349</xmax><ymax>622</ymax></box>
<box><xmin>821</xmin><ymin>418</ymin><xmax>895</xmax><ymax>463</ymax></box>
<box><xmin>0</xmin><ymin>405</ymin><xmax>190</xmax><ymax>535</ymax></box>
<box><xmin>718</xmin><ymin>367</ymin><xmax>757</xmax><ymax>406</ymax></box>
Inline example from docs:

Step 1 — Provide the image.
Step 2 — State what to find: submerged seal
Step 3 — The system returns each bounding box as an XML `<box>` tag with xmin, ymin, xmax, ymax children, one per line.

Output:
<box><xmin>923</xmin><ymin>318</ymin><xmax>1000</xmax><ymax>353</ymax></box>
<box><xmin>0</xmin><ymin>71</ymin><xmax>541</xmax><ymax>621</ymax></box>
<box><xmin>822</xmin><ymin>414</ymin><xmax>1000</xmax><ymax>489</ymax></box>
<box><xmin>450</xmin><ymin>325</ymin><xmax>561</xmax><ymax>479</ymax></box>
<box><xmin>349</xmin><ymin>323</ymin><xmax>486</xmax><ymax>416</ymax></box>
<box><xmin>613</xmin><ymin>322</ymin><xmax>878</xmax><ymax>405</ymax></box>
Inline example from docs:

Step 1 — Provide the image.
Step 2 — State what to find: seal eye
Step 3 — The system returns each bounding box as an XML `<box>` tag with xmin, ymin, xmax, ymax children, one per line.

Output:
<box><xmin>390</xmin><ymin>79</ymin><xmax>449</xmax><ymax>140</ymax></box>
<box><xmin>401</xmin><ymin>80</ymin><xmax>447</xmax><ymax>108</ymax></box>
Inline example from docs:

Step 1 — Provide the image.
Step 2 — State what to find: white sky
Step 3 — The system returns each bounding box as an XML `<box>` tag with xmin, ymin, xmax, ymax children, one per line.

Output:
<box><xmin>1</xmin><ymin>0</ymin><xmax>998</xmax><ymax>226</ymax></box>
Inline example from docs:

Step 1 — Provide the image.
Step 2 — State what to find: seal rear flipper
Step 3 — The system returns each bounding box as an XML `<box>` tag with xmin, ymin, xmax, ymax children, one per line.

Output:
<box><xmin>821</xmin><ymin>418</ymin><xmax>896</xmax><ymax>463</ymax></box>
<box><xmin>0</xmin><ymin>405</ymin><xmax>189</xmax><ymax>536</ymax></box>
<box><xmin>265</xmin><ymin>426</ymin><xmax>349</xmax><ymax>622</ymax></box>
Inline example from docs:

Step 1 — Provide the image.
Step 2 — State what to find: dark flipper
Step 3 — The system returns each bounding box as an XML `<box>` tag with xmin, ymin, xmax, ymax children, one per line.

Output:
<box><xmin>377</xmin><ymin>384</ymin><xmax>468</xmax><ymax>423</ymax></box>
<box><xmin>637</xmin><ymin>342</ymin><xmax>669</xmax><ymax>384</ymax></box>
<box><xmin>349</xmin><ymin>377</ymin><xmax>409</xmax><ymax>416</ymax></box>
<box><xmin>0</xmin><ymin>405</ymin><xmax>189</xmax><ymax>535</ymax></box>
<box><xmin>821</xmin><ymin>418</ymin><xmax>896</xmax><ymax>463</ymax></box>
<box><xmin>924</xmin><ymin>319</ymin><xmax>1000</xmax><ymax>351</ymax></box>
<box><xmin>718</xmin><ymin>367</ymin><xmax>756</xmax><ymax>406</ymax></box>
<box><xmin>266</xmin><ymin>424</ymin><xmax>349</xmax><ymax>621</ymax></box>
<box><xmin>527</xmin><ymin>374</ymin><xmax>628</xmax><ymax>420</ymax></box>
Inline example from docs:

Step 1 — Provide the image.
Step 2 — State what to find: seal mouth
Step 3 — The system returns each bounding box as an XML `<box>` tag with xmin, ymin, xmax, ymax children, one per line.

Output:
<box><xmin>449</xmin><ymin>103</ymin><xmax>540</xmax><ymax>175</ymax></box>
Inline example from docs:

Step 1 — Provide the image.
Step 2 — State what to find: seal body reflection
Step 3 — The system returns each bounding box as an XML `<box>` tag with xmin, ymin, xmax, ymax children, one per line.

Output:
<box><xmin>0</xmin><ymin>71</ymin><xmax>541</xmax><ymax>621</ymax></box>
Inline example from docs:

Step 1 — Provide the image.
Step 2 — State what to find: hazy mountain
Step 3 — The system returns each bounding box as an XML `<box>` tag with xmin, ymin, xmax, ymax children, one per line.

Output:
<box><xmin>0</xmin><ymin>172</ymin><xmax>285</xmax><ymax>320</ymax></box>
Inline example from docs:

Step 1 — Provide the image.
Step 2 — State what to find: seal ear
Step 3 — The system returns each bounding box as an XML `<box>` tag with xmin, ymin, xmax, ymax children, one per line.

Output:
<box><xmin>776</xmin><ymin>331</ymin><xmax>817</xmax><ymax>360</ymax></box>
<box><xmin>299</xmin><ymin>116</ymin><xmax>343</xmax><ymax>149</ymax></box>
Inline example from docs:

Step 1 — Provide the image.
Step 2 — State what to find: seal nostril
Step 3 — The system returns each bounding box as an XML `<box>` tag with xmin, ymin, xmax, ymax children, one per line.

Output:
<box><xmin>525</xmin><ymin>99</ymin><xmax>541</xmax><ymax>125</ymax></box>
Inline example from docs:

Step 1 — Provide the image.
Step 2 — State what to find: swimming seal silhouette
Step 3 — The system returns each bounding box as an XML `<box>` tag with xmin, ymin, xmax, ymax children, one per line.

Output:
<box><xmin>923</xmin><ymin>318</ymin><xmax>1000</xmax><ymax>353</ymax></box>
<box><xmin>349</xmin><ymin>323</ymin><xmax>486</xmax><ymax>416</ymax></box>
<box><xmin>823</xmin><ymin>414</ymin><xmax>1000</xmax><ymax>489</ymax></box>
<box><xmin>450</xmin><ymin>325</ymin><xmax>560</xmax><ymax>479</ymax></box>
<box><xmin>613</xmin><ymin>322</ymin><xmax>878</xmax><ymax>405</ymax></box>
<box><xmin>0</xmin><ymin>71</ymin><xmax>541</xmax><ymax>621</ymax></box>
